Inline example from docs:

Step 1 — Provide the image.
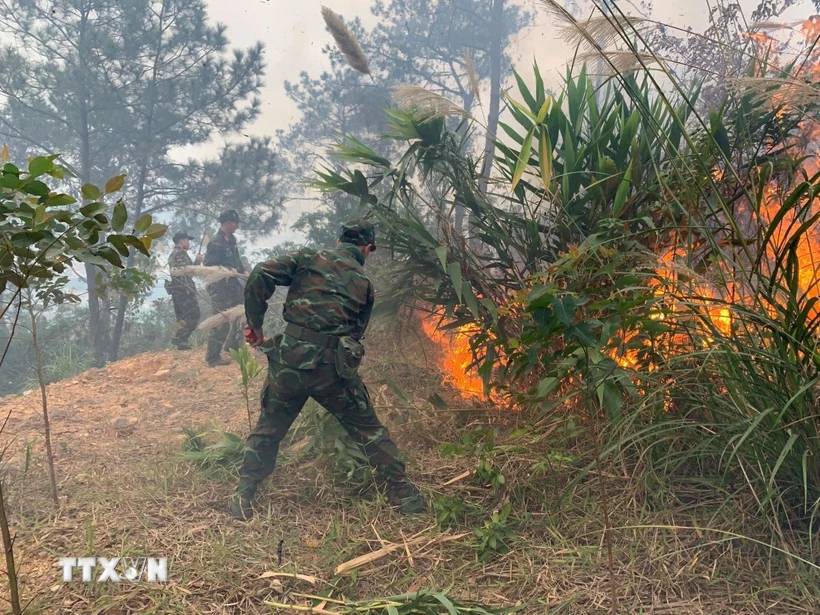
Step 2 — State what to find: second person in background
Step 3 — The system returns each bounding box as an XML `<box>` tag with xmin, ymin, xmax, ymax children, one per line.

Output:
<box><xmin>203</xmin><ymin>209</ymin><xmax>246</xmax><ymax>367</ymax></box>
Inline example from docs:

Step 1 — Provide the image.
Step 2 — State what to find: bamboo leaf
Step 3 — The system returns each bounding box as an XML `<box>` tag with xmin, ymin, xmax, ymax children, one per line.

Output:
<box><xmin>613</xmin><ymin>161</ymin><xmax>633</xmax><ymax>218</ymax></box>
<box><xmin>447</xmin><ymin>262</ymin><xmax>463</xmax><ymax>302</ymax></box>
<box><xmin>511</xmin><ymin>126</ymin><xmax>535</xmax><ymax>192</ymax></box>
<box><xmin>435</xmin><ymin>246</ymin><xmax>447</xmax><ymax>271</ymax></box>
<box><xmin>538</xmin><ymin>127</ymin><xmax>553</xmax><ymax>190</ymax></box>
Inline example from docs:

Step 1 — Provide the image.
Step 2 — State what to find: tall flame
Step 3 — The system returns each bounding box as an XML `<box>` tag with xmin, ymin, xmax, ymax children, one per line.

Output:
<box><xmin>420</xmin><ymin>317</ymin><xmax>486</xmax><ymax>399</ymax></box>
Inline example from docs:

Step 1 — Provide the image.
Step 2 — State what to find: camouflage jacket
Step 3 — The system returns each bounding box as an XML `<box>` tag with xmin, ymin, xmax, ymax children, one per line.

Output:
<box><xmin>203</xmin><ymin>230</ymin><xmax>245</xmax><ymax>273</ymax></box>
<box><xmin>168</xmin><ymin>247</ymin><xmax>195</xmax><ymax>294</ymax></box>
<box><xmin>245</xmin><ymin>243</ymin><xmax>374</xmax><ymax>369</ymax></box>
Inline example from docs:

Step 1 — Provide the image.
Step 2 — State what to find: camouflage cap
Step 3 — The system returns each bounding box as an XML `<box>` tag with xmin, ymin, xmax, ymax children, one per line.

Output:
<box><xmin>218</xmin><ymin>209</ymin><xmax>241</xmax><ymax>224</ymax></box>
<box><xmin>172</xmin><ymin>231</ymin><xmax>194</xmax><ymax>244</ymax></box>
<box><xmin>339</xmin><ymin>218</ymin><xmax>377</xmax><ymax>251</ymax></box>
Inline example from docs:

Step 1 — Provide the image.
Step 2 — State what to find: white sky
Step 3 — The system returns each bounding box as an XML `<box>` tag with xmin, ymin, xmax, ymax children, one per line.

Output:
<box><xmin>196</xmin><ymin>0</ymin><xmax>816</xmax><ymax>250</ymax></box>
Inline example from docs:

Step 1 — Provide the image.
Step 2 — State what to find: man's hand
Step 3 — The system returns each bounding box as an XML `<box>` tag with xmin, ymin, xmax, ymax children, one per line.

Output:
<box><xmin>195</xmin><ymin>253</ymin><xmax>204</xmax><ymax>264</ymax></box>
<box><xmin>244</xmin><ymin>326</ymin><xmax>265</xmax><ymax>347</ymax></box>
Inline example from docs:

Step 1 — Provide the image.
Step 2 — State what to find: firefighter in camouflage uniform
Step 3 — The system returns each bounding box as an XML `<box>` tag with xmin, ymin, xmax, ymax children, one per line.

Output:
<box><xmin>230</xmin><ymin>218</ymin><xmax>427</xmax><ymax>520</ymax></box>
<box><xmin>166</xmin><ymin>231</ymin><xmax>202</xmax><ymax>350</ymax></box>
<box><xmin>203</xmin><ymin>209</ymin><xmax>246</xmax><ymax>366</ymax></box>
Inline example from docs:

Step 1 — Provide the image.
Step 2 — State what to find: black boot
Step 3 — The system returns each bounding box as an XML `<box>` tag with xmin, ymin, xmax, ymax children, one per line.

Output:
<box><xmin>229</xmin><ymin>480</ymin><xmax>257</xmax><ymax>521</ymax></box>
<box><xmin>387</xmin><ymin>481</ymin><xmax>427</xmax><ymax>515</ymax></box>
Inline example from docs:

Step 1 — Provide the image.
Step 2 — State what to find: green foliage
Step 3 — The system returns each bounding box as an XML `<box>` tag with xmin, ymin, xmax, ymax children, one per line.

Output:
<box><xmin>474</xmin><ymin>503</ymin><xmax>515</xmax><ymax>560</ymax></box>
<box><xmin>230</xmin><ymin>344</ymin><xmax>264</xmax><ymax>391</ymax></box>
<box><xmin>230</xmin><ymin>343</ymin><xmax>266</xmax><ymax>430</ymax></box>
<box><xmin>280</xmin><ymin>588</ymin><xmax>519</xmax><ymax>614</ymax></box>
<box><xmin>289</xmin><ymin>403</ymin><xmax>373</xmax><ymax>487</ymax></box>
<box><xmin>433</xmin><ymin>495</ymin><xmax>472</xmax><ymax>530</ymax></box>
<box><xmin>0</xmin><ymin>157</ymin><xmax>161</xmax><ymax>304</ymax></box>
<box><xmin>179</xmin><ymin>426</ymin><xmax>249</xmax><ymax>476</ymax></box>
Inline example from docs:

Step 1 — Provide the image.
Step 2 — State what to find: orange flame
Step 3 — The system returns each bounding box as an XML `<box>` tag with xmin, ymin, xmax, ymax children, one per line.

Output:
<box><xmin>421</xmin><ymin>317</ymin><xmax>486</xmax><ymax>399</ymax></box>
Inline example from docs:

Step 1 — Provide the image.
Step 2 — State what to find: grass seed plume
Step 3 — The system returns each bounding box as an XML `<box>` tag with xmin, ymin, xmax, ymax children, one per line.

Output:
<box><xmin>321</xmin><ymin>6</ymin><xmax>371</xmax><ymax>75</ymax></box>
<box><xmin>392</xmin><ymin>85</ymin><xmax>472</xmax><ymax>122</ymax></box>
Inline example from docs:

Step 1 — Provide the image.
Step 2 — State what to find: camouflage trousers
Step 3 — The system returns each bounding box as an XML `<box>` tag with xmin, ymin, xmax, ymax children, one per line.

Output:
<box><xmin>238</xmin><ymin>357</ymin><xmax>413</xmax><ymax>497</ymax></box>
<box><xmin>205</xmin><ymin>280</ymin><xmax>243</xmax><ymax>364</ymax></box>
<box><xmin>170</xmin><ymin>290</ymin><xmax>200</xmax><ymax>347</ymax></box>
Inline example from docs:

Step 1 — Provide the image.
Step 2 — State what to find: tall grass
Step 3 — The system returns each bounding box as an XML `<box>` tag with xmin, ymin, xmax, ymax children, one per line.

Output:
<box><xmin>311</xmin><ymin>0</ymin><xmax>820</xmax><ymax>555</ymax></box>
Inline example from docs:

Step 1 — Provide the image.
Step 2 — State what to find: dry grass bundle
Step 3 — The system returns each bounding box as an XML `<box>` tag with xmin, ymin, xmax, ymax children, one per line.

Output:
<box><xmin>540</xmin><ymin>0</ymin><xmax>647</xmax><ymax>51</ymax></box>
<box><xmin>175</xmin><ymin>265</ymin><xmax>249</xmax><ymax>286</ymax></box>
<box><xmin>321</xmin><ymin>6</ymin><xmax>371</xmax><ymax>75</ymax></box>
<box><xmin>391</xmin><ymin>85</ymin><xmax>472</xmax><ymax>122</ymax></box>
<box><xmin>464</xmin><ymin>50</ymin><xmax>481</xmax><ymax>105</ymax></box>
<box><xmin>731</xmin><ymin>76</ymin><xmax>820</xmax><ymax>108</ymax></box>
<box><xmin>197</xmin><ymin>304</ymin><xmax>245</xmax><ymax>332</ymax></box>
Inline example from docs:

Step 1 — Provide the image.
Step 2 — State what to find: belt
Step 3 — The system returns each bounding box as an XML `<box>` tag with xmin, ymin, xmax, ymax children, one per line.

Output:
<box><xmin>284</xmin><ymin>323</ymin><xmax>340</xmax><ymax>349</ymax></box>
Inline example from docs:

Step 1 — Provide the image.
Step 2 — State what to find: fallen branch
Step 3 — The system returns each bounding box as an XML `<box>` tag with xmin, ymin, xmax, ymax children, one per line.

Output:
<box><xmin>334</xmin><ymin>531</ymin><xmax>468</xmax><ymax>576</ymax></box>
<box><xmin>258</xmin><ymin>571</ymin><xmax>322</xmax><ymax>585</ymax></box>
<box><xmin>441</xmin><ymin>470</ymin><xmax>472</xmax><ymax>486</ymax></box>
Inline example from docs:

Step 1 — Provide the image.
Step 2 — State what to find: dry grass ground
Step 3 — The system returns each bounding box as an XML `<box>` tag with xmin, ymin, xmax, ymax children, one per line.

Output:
<box><xmin>0</xmin><ymin>329</ymin><xmax>817</xmax><ymax>614</ymax></box>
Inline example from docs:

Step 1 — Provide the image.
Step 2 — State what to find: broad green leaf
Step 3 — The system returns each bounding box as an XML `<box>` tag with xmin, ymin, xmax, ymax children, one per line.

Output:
<box><xmin>45</xmin><ymin>193</ymin><xmax>76</xmax><ymax>207</ymax></box>
<box><xmin>537</xmin><ymin>377</ymin><xmax>557</xmax><ymax>397</ymax></box>
<box><xmin>28</xmin><ymin>156</ymin><xmax>55</xmax><ymax>178</ymax></box>
<box><xmin>103</xmin><ymin>174</ymin><xmax>126</xmax><ymax>194</ymax></box>
<box><xmin>24</xmin><ymin>181</ymin><xmax>49</xmax><ymax>197</ymax></box>
<box><xmin>146</xmin><ymin>223</ymin><xmax>168</xmax><ymax>239</ymax></box>
<box><xmin>112</xmin><ymin>202</ymin><xmax>127</xmax><ymax>232</ymax></box>
<box><xmin>134</xmin><ymin>213</ymin><xmax>152</xmax><ymax>234</ymax></box>
<box><xmin>551</xmin><ymin>295</ymin><xmax>577</xmax><ymax>325</ymax></box>
<box><xmin>526</xmin><ymin>284</ymin><xmax>553</xmax><ymax>309</ymax></box>
<box><xmin>80</xmin><ymin>202</ymin><xmax>106</xmax><ymax>217</ymax></box>
<box><xmin>511</xmin><ymin>126</ymin><xmax>535</xmax><ymax>192</ymax></box>
<box><xmin>82</xmin><ymin>183</ymin><xmax>101</xmax><ymax>201</ymax></box>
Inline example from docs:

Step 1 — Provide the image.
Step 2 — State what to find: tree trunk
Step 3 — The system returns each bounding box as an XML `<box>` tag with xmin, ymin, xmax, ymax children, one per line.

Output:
<box><xmin>28</xmin><ymin>301</ymin><xmax>59</xmax><ymax>505</ymax></box>
<box><xmin>78</xmin><ymin>7</ymin><xmax>109</xmax><ymax>367</ymax></box>
<box><xmin>109</xmin><ymin>1</ymin><xmax>165</xmax><ymax>362</ymax></box>
<box><xmin>475</xmin><ymin>0</ymin><xmax>504</xmax><ymax>244</ymax></box>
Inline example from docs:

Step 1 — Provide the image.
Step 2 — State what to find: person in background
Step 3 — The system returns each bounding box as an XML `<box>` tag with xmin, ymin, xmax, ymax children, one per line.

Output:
<box><xmin>166</xmin><ymin>231</ymin><xmax>202</xmax><ymax>351</ymax></box>
<box><xmin>203</xmin><ymin>209</ymin><xmax>246</xmax><ymax>367</ymax></box>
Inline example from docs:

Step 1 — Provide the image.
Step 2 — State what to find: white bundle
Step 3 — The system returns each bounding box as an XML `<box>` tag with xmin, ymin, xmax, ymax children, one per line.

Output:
<box><xmin>173</xmin><ymin>265</ymin><xmax>249</xmax><ymax>286</ymax></box>
<box><xmin>197</xmin><ymin>305</ymin><xmax>246</xmax><ymax>332</ymax></box>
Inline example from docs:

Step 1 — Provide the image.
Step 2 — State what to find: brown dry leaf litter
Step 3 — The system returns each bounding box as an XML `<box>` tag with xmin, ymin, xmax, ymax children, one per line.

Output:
<box><xmin>0</xmin><ymin>332</ymin><xmax>816</xmax><ymax>614</ymax></box>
